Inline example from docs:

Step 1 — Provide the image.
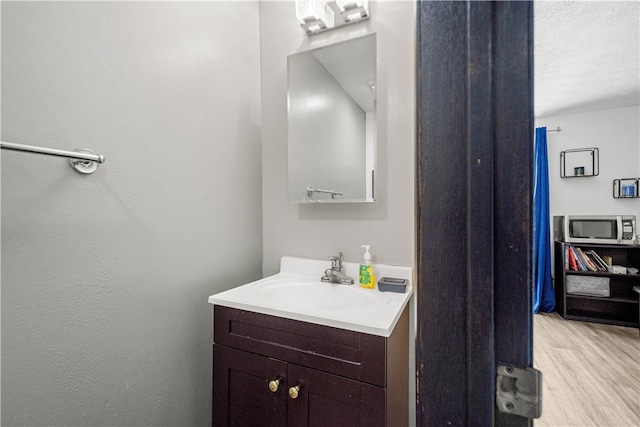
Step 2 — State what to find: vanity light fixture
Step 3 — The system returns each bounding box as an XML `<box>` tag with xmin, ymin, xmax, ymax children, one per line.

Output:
<box><xmin>295</xmin><ymin>0</ymin><xmax>370</xmax><ymax>35</ymax></box>
<box><xmin>335</xmin><ymin>0</ymin><xmax>369</xmax><ymax>22</ymax></box>
<box><xmin>295</xmin><ymin>0</ymin><xmax>335</xmax><ymax>34</ymax></box>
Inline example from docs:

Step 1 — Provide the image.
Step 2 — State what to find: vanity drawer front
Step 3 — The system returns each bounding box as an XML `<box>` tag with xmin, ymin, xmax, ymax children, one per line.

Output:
<box><xmin>213</xmin><ymin>306</ymin><xmax>386</xmax><ymax>387</ymax></box>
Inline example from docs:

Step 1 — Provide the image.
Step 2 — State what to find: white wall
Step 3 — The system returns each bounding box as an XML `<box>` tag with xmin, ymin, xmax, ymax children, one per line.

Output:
<box><xmin>259</xmin><ymin>1</ymin><xmax>416</xmax><ymax>424</ymax></box>
<box><xmin>536</xmin><ymin>106</ymin><xmax>640</xmax><ymax>222</ymax></box>
<box><xmin>1</xmin><ymin>2</ymin><xmax>262</xmax><ymax>425</ymax></box>
<box><xmin>260</xmin><ymin>1</ymin><xmax>416</xmax><ymax>274</ymax></box>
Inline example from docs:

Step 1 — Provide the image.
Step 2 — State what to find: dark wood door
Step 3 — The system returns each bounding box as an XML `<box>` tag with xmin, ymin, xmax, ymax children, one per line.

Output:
<box><xmin>286</xmin><ymin>364</ymin><xmax>385</xmax><ymax>427</ymax></box>
<box><xmin>213</xmin><ymin>344</ymin><xmax>287</xmax><ymax>427</ymax></box>
<box><xmin>416</xmin><ymin>1</ymin><xmax>534</xmax><ymax>425</ymax></box>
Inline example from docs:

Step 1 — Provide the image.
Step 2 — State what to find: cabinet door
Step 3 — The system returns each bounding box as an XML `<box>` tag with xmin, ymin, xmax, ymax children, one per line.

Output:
<box><xmin>213</xmin><ymin>345</ymin><xmax>287</xmax><ymax>427</ymax></box>
<box><xmin>287</xmin><ymin>363</ymin><xmax>385</xmax><ymax>427</ymax></box>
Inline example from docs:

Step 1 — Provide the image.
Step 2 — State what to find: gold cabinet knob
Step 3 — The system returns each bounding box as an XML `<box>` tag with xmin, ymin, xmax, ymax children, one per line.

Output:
<box><xmin>268</xmin><ymin>377</ymin><xmax>283</xmax><ymax>393</ymax></box>
<box><xmin>288</xmin><ymin>383</ymin><xmax>301</xmax><ymax>399</ymax></box>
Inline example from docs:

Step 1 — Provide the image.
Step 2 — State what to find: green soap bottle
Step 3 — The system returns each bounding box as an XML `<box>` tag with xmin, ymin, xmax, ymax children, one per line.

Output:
<box><xmin>359</xmin><ymin>245</ymin><xmax>376</xmax><ymax>289</ymax></box>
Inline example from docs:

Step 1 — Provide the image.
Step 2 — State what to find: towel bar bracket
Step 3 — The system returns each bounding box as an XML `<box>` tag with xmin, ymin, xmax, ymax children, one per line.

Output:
<box><xmin>69</xmin><ymin>149</ymin><xmax>100</xmax><ymax>174</ymax></box>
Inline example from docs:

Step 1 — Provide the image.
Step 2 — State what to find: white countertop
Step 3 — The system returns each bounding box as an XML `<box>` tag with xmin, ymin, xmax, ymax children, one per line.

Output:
<box><xmin>208</xmin><ymin>256</ymin><xmax>413</xmax><ymax>337</ymax></box>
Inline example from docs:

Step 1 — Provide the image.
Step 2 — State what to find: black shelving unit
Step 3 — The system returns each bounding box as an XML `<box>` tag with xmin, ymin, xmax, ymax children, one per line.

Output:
<box><xmin>554</xmin><ymin>241</ymin><xmax>640</xmax><ymax>328</ymax></box>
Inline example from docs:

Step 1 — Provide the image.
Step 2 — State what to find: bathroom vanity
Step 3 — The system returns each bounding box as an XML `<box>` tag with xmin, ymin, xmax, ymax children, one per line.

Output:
<box><xmin>209</xmin><ymin>256</ymin><xmax>412</xmax><ymax>426</ymax></box>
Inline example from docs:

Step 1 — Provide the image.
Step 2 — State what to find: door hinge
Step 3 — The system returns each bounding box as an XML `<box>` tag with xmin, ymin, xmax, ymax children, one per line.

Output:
<box><xmin>496</xmin><ymin>364</ymin><xmax>542</xmax><ymax>419</ymax></box>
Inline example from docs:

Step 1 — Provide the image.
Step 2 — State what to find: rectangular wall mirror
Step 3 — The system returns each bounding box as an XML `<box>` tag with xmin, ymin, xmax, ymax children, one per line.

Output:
<box><xmin>288</xmin><ymin>34</ymin><xmax>377</xmax><ymax>203</ymax></box>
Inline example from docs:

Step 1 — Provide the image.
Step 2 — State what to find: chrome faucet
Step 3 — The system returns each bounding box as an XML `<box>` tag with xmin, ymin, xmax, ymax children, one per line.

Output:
<box><xmin>321</xmin><ymin>252</ymin><xmax>354</xmax><ymax>285</ymax></box>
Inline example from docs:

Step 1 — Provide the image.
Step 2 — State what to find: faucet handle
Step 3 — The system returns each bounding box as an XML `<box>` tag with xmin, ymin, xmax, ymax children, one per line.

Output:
<box><xmin>330</xmin><ymin>252</ymin><xmax>343</xmax><ymax>270</ymax></box>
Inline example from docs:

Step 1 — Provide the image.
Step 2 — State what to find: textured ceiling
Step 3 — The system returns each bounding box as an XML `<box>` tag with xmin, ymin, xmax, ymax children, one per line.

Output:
<box><xmin>534</xmin><ymin>1</ymin><xmax>640</xmax><ymax>117</ymax></box>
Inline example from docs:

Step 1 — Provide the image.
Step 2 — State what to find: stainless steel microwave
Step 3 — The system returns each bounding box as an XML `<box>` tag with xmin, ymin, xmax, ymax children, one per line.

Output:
<box><xmin>553</xmin><ymin>215</ymin><xmax>636</xmax><ymax>245</ymax></box>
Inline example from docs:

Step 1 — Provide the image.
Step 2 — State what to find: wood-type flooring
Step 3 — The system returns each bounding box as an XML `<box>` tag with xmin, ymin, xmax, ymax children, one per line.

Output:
<box><xmin>534</xmin><ymin>312</ymin><xmax>639</xmax><ymax>426</ymax></box>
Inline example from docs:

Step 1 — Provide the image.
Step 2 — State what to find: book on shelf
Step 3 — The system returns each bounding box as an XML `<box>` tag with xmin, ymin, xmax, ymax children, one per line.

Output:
<box><xmin>575</xmin><ymin>247</ymin><xmax>598</xmax><ymax>271</ymax></box>
<box><xmin>585</xmin><ymin>250</ymin><xmax>609</xmax><ymax>271</ymax></box>
<box><xmin>567</xmin><ymin>245</ymin><xmax>579</xmax><ymax>271</ymax></box>
<box><xmin>564</xmin><ymin>244</ymin><xmax>613</xmax><ymax>272</ymax></box>
<box><xmin>566</xmin><ymin>245</ymin><xmax>580</xmax><ymax>271</ymax></box>
<box><xmin>570</xmin><ymin>246</ymin><xmax>588</xmax><ymax>271</ymax></box>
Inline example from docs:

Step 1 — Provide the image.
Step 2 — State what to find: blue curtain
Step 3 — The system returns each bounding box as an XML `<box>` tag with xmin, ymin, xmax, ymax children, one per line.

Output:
<box><xmin>533</xmin><ymin>127</ymin><xmax>556</xmax><ymax>313</ymax></box>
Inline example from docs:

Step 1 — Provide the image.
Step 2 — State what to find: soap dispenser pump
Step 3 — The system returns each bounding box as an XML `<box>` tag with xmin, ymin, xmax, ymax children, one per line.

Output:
<box><xmin>359</xmin><ymin>245</ymin><xmax>376</xmax><ymax>289</ymax></box>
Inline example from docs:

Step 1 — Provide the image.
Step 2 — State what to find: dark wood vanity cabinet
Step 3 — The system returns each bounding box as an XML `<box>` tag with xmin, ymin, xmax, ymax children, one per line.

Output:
<box><xmin>212</xmin><ymin>305</ymin><xmax>409</xmax><ymax>427</ymax></box>
<box><xmin>213</xmin><ymin>345</ymin><xmax>286</xmax><ymax>426</ymax></box>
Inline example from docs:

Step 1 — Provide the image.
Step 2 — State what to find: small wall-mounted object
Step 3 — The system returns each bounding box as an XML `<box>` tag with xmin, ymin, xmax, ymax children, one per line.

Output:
<box><xmin>613</xmin><ymin>178</ymin><xmax>639</xmax><ymax>198</ymax></box>
<box><xmin>560</xmin><ymin>147</ymin><xmax>599</xmax><ymax>178</ymax></box>
<box><xmin>306</xmin><ymin>186</ymin><xmax>343</xmax><ymax>199</ymax></box>
<box><xmin>295</xmin><ymin>0</ymin><xmax>369</xmax><ymax>35</ymax></box>
<box><xmin>1</xmin><ymin>141</ymin><xmax>105</xmax><ymax>174</ymax></box>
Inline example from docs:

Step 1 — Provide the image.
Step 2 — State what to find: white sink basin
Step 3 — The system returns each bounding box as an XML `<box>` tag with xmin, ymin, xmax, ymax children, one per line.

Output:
<box><xmin>208</xmin><ymin>256</ymin><xmax>413</xmax><ymax>336</ymax></box>
<box><xmin>254</xmin><ymin>278</ymin><xmax>392</xmax><ymax>311</ymax></box>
